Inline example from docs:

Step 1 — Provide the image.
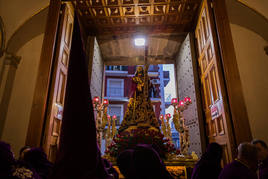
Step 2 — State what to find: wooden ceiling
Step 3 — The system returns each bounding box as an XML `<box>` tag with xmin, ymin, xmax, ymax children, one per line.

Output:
<box><xmin>72</xmin><ymin>0</ymin><xmax>201</xmax><ymax>35</ymax></box>
<box><xmin>69</xmin><ymin>0</ymin><xmax>201</xmax><ymax>65</ymax></box>
<box><xmin>99</xmin><ymin>33</ymin><xmax>186</xmax><ymax>65</ymax></box>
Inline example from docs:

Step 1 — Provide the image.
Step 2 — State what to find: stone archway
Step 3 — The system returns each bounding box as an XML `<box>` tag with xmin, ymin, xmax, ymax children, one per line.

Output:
<box><xmin>227</xmin><ymin>0</ymin><xmax>268</xmax><ymax>42</ymax></box>
<box><xmin>0</xmin><ymin>7</ymin><xmax>48</xmax><ymax>140</ymax></box>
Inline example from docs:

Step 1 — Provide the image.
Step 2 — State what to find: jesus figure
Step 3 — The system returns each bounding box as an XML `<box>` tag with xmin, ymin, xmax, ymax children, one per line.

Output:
<box><xmin>118</xmin><ymin>66</ymin><xmax>160</xmax><ymax>133</ymax></box>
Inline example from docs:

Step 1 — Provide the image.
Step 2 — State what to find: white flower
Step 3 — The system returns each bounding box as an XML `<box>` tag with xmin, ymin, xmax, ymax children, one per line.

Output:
<box><xmin>12</xmin><ymin>167</ymin><xmax>33</xmax><ymax>179</ymax></box>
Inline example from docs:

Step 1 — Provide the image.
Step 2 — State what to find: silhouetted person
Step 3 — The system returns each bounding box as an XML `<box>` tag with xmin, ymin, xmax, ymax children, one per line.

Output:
<box><xmin>117</xmin><ymin>144</ymin><xmax>173</xmax><ymax>179</ymax></box>
<box><xmin>252</xmin><ymin>139</ymin><xmax>268</xmax><ymax>179</ymax></box>
<box><xmin>0</xmin><ymin>141</ymin><xmax>40</xmax><ymax>179</ymax></box>
<box><xmin>103</xmin><ymin>158</ymin><xmax>119</xmax><ymax>179</ymax></box>
<box><xmin>0</xmin><ymin>141</ymin><xmax>16</xmax><ymax>178</ymax></box>
<box><xmin>19</xmin><ymin>146</ymin><xmax>31</xmax><ymax>160</ymax></box>
<box><xmin>219</xmin><ymin>142</ymin><xmax>258</xmax><ymax>179</ymax></box>
<box><xmin>191</xmin><ymin>142</ymin><xmax>222</xmax><ymax>179</ymax></box>
<box><xmin>23</xmin><ymin>148</ymin><xmax>52</xmax><ymax>179</ymax></box>
<box><xmin>117</xmin><ymin>149</ymin><xmax>135</xmax><ymax>179</ymax></box>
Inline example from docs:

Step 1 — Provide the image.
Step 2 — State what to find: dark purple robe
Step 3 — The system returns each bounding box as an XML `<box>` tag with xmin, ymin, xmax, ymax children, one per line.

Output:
<box><xmin>23</xmin><ymin>148</ymin><xmax>52</xmax><ymax>179</ymax></box>
<box><xmin>259</xmin><ymin>157</ymin><xmax>268</xmax><ymax>179</ymax></box>
<box><xmin>117</xmin><ymin>144</ymin><xmax>173</xmax><ymax>179</ymax></box>
<box><xmin>191</xmin><ymin>142</ymin><xmax>222</xmax><ymax>179</ymax></box>
<box><xmin>219</xmin><ymin>160</ymin><xmax>258</xmax><ymax>179</ymax></box>
<box><xmin>0</xmin><ymin>141</ymin><xmax>40</xmax><ymax>179</ymax></box>
<box><xmin>191</xmin><ymin>154</ymin><xmax>222</xmax><ymax>179</ymax></box>
<box><xmin>117</xmin><ymin>149</ymin><xmax>135</xmax><ymax>179</ymax></box>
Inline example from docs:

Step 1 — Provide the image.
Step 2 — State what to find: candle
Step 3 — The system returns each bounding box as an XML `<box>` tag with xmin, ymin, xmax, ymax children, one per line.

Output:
<box><xmin>167</xmin><ymin>113</ymin><xmax>171</xmax><ymax>118</ymax></box>
<box><xmin>171</xmin><ymin>98</ymin><xmax>178</xmax><ymax>106</ymax></box>
<box><xmin>165</xmin><ymin>113</ymin><xmax>171</xmax><ymax>119</ymax></box>
<box><xmin>184</xmin><ymin>96</ymin><xmax>192</xmax><ymax>104</ymax></box>
<box><xmin>178</xmin><ymin>100</ymin><xmax>184</xmax><ymax>107</ymax></box>
<box><xmin>93</xmin><ymin>96</ymin><xmax>100</xmax><ymax>103</ymax></box>
<box><xmin>103</xmin><ymin>99</ymin><xmax>109</xmax><ymax>106</ymax></box>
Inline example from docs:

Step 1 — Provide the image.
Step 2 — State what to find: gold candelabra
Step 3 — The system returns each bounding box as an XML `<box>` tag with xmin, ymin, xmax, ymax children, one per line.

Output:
<box><xmin>105</xmin><ymin>114</ymin><xmax>117</xmax><ymax>150</ymax></box>
<box><xmin>171</xmin><ymin>96</ymin><xmax>192</xmax><ymax>155</ymax></box>
<box><xmin>160</xmin><ymin>114</ymin><xmax>167</xmax><ymax>138</ymax></box>
<box><xmin>160</xmin><ymin>114</ymin><xmax>172</xmax><ymax>141</ymax></box>
<box><xmin>111</xmin><ymin>115</ymin><xmax>117</xmax><ymax>138</ymax></box>
<box><xmin>105</xmin><ymin>115</ymin><xmax>112</xmax><ymax>149</ymax></box>
<box><xmin>93</xmin><ymin>96</ymin><xmax>109</xmax><ymax>150</ymax></box>
<box><xmin>165</xmin><ymin>114</ymin><xmax>172</xmax><ymax>141</ymax></box>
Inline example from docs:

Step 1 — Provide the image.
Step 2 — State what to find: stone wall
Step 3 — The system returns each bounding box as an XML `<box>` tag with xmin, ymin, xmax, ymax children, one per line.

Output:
<box><xmin>230</xmin><ymin>23</ymin><xmax>268</xmax><ymax>144</ymax></box>
<box><xmin>90</xmin><ymin>38</ymin><xmax>104</xmax><ymax>100</ymax></box>
<box><xmin>176</xmin><ymin>34</ymin><xmax>203</xmax><ymax>156</ymax></box>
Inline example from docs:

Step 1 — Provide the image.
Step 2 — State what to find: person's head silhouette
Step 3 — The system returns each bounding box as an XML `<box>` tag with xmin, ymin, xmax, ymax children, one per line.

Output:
<box><xmin>117</xmin><ymin>144</ymin><xmax>172</xmax><ymax>179</ymax></box>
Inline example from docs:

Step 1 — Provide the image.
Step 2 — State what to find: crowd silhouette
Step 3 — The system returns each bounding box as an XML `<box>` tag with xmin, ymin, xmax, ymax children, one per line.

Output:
<box><xmin>1</xmin><ymin>139</ymin><xmax>268</xmax><ymax>179</ymax></box>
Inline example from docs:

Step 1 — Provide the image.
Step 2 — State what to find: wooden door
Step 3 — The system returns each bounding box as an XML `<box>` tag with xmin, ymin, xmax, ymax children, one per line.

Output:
<box><xmin>42</xmin><ymin>3</ymin><xmax>74</xmax><ymax>162</ymax></box>
<box><xmin>195</xmin><ymin>0</ymin><xmax>234</xmax><ymax>165</ymax></box>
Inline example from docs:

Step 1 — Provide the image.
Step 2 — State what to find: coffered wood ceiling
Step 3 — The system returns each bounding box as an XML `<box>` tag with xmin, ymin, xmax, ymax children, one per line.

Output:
<box><xmin>69</xmin><ymin>0</ymin><xmax>201</xmax><ymax>64</ymax></box>
<box><xmin>72</xmin><ymin>0</ymin><xmax>201</xmax><ymax>35</ymax></box>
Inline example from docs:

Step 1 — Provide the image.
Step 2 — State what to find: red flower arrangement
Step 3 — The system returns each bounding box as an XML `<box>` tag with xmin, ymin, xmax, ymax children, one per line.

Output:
<box><xmin>105</xmin><ymin>128</ymin><xmax>177</xmax><ymax>159</ymax></box>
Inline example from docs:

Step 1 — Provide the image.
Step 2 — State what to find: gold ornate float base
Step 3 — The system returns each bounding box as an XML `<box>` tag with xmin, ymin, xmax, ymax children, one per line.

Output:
<box><xmin>111</xmin><ymin>157</ymin><xmax>196</xmax><ymax>179</ymax></box>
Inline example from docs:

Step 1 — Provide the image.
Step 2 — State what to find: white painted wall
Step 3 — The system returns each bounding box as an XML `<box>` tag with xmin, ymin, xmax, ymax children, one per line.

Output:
<box><xmin>230</xmin><ymin>23</ymin><xmax>268</xmax><ymax>143</ymax></box>
<box><xmin>0</xmin><ymin>0</ymin><xmax>49</xmax><ymax>42</ymax></box>
<box><xmin>240</xmin><ymin>0</ymin><xmax>268</xmax><ymax>19</ymax></box>
<box><xmin>1</xmin><ymin>34</ymin><xmax>44</xmax><ymax>156</ymax></box>
<box><xmin>0</xmin><ymin>0</ymin><xmax>48</xmax><ymax>156</ymax></box>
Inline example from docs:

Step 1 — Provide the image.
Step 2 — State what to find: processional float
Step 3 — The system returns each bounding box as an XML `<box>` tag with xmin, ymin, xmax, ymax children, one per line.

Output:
<box><xmin>93</xmin><ymin>45</ymin><xmax>198</xmax><ymax>178</ymax></box>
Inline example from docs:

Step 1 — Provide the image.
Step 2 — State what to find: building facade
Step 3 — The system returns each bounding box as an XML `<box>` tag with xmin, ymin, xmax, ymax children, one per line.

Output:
<box><xmin>104</xmin><ymin>65</ymin><xmax>169</xmax><ymax>127</ymax></box>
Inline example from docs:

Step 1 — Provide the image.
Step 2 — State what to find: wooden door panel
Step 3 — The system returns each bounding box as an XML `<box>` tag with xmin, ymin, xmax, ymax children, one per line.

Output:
<box><xmin>196</xmin><ymin>29</ymin><xmax>203</xmax><ymax>55</ymax></box>
<box><xmin>201</xmin><ymin>54</ymin><xmax>207</xmax><ymax>73</ymax></box>
<box><xmin>43</xmin><ymin>3</ymin><xmax>74</xmax><ymax>161</ymax></box>
<box><xmin>195</xmin><ymin>0</ymin><xmax>233</xmax><ymax>164</ymax></box>
<box><xmin>207</xmin><ymin>43</ymin><xmax>213</xmax><ymax>63</ymax></box>
<box><xmin>209</xmin><ymin>66</ymin><xmax>219</xmax><ymax>102</ymax></box>
<box><xmin>222</xmin><ymin>144</ymin><xmax>230</xmax><ymax>166</ymax></box>
<box><xmin>64</xmin><ymin>13</ymin><xmax>73</xmax><ymax>47</ymax></box>
<box><xmin>210</xmin><ymin>119</ymin><xmax>216</xmax><ymax>137</ymax></box>
<box><xmin>61</xmin><ymin>48</ymin><xmax>69</xmax><ymax>66</ymax></box>
<box><xmin>56</xmin><ymin>70</ymin><xmax>67</xmax><ymax>104</ymax></box>
<box><xmin>204</xmin><ymin>75</ymin><xmax>212</xmax><ymax>109</ymax></box>
<box><xmin>216</xmin><ymin>116</ymin><xmax>225</xmax><ymax>135</ymax></box>
<box><xmin>201</xmin><ymin>9</ymin><xmax>209</xmax><ymax>41</ymax></box>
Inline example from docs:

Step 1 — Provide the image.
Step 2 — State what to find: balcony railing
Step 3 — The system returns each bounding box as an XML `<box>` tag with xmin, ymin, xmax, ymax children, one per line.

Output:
<box><xmin>106</xmin><ymin>66</ymin><xmax>128</xmax><ymax>71</ymax></box>
<box><xmin>106</xmin><ymin>87</ymin><xmax>160</xmax><ymax>98</ymax></box>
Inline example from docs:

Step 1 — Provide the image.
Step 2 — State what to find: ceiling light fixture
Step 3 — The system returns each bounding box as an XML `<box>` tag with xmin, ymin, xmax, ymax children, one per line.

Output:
<box><xmin>134</xmin><ymin>38</ymin><xmax>145</xmax><ymax>46</ymax></box>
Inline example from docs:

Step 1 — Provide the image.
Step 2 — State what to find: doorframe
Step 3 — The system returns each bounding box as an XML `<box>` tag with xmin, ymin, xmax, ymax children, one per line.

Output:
<box><xmin>211</xmin><ymin>0</ymin><xmax>252</xmax><ymax>147</ymax></box>
<box><xmin>26</xmin><ymin>0</ymin><xmax>62</xmax><ymax>147</ymax></box>
<box><xmin>26</xmin><ymin>0</ymin><xmax>252</xmax><ymax>152</ymax></box>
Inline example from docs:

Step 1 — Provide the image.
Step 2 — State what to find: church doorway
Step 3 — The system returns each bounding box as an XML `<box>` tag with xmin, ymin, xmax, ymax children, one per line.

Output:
<box><xmin>27</xmin><ymin>0</ymin><xmax>252</xmax><ymax>165</ymax></box>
